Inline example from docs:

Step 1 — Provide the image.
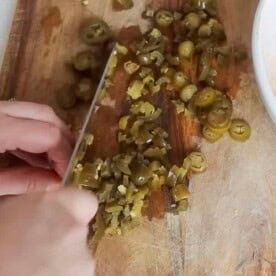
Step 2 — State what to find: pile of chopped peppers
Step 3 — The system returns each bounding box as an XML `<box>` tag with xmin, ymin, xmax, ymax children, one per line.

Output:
<box><xmin>67</xmin><ymin>0</ymin><xmax>251</xmax><ymax>241</ymax></box>
<box><xmin>57</xmin><ymin>19</ymin><xmax>113</xmax><ymax>109</ymax></box>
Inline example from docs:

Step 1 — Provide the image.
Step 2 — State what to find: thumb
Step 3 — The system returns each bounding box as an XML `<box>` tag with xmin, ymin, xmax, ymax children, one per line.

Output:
<box><xmin>53</xmin><ymin>188</ymin><xmax>98</xmax><ymax>225</ymax></box>
<box><xmin>0</xmin><ymin>166</ymin><xmax>61</xmax><ymax>196</ymax></box>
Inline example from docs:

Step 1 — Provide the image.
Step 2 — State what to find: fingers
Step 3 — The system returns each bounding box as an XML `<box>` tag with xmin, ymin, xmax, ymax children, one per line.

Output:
<box><xmin>0</xmin><ymin>101</ymin><xmax>74</xmax><ymax>143</ymax></box>
<box><xmin>0</xmin><ymin>166</ymin><xmax>61</xmax><ymax>196</ymax></box>
<box><xmin>54</xmin><ymin>188</ymin><xmax>98</xmax><ymax>225</ymax></box>
<box><xmin>10</xmin><ymin>150</ymin><xmax>51</xmax><ymax>170</ymax></box>
<box><xmin>0</xmin><ymin>115</ymin><xmax>72</xmax><ymax>177</ymax></box>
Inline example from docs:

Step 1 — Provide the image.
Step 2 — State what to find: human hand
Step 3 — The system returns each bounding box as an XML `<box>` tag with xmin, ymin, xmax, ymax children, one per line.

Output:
<box><xmin>0</xmin><ymin>188</ymin><xmax>98</xmax><ymax>276</ymax></box>
<box><xmin>0</xmin><ymin>101</ymin><xmax>73</xmax><ymax>195</ymax></box>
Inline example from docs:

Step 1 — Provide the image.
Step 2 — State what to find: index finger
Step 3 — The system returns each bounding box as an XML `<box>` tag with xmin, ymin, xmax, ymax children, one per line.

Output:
<box><xmin>0</xmin><ymin>115</ymin><xmax>72</xmax><ymax>177</ymax></box>
<box><xmin>0</xmin><ymin>101</ymin><xmax>74</xmax><ymax>144</ymax></box>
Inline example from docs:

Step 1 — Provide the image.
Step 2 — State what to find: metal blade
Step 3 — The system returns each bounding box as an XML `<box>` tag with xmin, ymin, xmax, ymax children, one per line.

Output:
<box><xmin>62</xmin><ymin>48</ymin><xmax>116</xmax><ymax>186</ymax></box>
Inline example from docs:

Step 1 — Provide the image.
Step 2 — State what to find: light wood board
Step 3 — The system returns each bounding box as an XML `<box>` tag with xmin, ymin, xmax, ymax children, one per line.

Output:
<box><xmin>1</xmin><ymin>0</ymin><xmax>276</xmax><ymax>275</ymax></box>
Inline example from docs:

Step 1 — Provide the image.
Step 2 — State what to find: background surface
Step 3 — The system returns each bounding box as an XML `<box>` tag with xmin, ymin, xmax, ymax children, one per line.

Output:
<box><xmin>0</xmin><ymin>0</ymin><xmax>17</xmax><ymax>67</ymax></box>
<box><xmin>1</xmin><ymin>1</ymin><xmax>276</xmax><ymax>275</ymax></box>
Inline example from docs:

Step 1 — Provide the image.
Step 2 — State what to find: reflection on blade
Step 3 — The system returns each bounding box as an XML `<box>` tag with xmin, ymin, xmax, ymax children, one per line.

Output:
<box><xmin>62</xmin><ymin>47</ymin><xmax>117</xmax><ymax>186</ymax></box>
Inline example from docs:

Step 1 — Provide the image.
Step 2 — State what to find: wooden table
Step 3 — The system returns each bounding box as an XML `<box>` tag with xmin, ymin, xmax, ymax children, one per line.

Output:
<box><xmin>1</xmin><ymin>0</ymin><xmax>276</xmax><ymax>275</ymax></box>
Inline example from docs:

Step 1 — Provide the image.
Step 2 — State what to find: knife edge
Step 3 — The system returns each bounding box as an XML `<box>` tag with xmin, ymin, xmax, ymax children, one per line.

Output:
<box><xmin>62</xmin><ymin>48</ymin><xmax>117</xmax><ymax>186</ymax></box>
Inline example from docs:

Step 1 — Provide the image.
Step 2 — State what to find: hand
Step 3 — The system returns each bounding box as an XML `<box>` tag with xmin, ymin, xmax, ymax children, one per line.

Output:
<box><xmin>0</xmin><ymin>101</ymin><xmax>73</xmax><ymax>195</ymax></box>
<box><xmin>0</xmin><ymin>188</ymin><xmax>98</xmax><ymax>276</ymax></box>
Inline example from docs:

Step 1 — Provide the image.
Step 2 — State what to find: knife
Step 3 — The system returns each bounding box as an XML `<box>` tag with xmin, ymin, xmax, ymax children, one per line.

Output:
<box><xmin>62</xmin><ymin>48</ymin><xmax>116</xmax><ymax>186</ymax></box>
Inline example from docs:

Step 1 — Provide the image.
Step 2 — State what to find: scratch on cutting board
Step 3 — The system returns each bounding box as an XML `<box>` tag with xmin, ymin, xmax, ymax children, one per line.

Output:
<box><xmin>166</xmin><ymin>213</ymin><xmax>185</xmax><ymax>276</ymax></box>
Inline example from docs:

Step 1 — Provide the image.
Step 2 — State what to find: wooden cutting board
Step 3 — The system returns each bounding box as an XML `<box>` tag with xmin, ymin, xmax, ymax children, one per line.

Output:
<box><xmin>1</xmin><ymin>0</ymin><xmax>276</xmax><ymax>275</ymax></box>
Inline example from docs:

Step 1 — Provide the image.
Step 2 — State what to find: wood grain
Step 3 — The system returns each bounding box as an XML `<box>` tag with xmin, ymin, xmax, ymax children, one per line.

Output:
<box><xmin>2</xmin><ymin>0</ymin><xmax>276</xmax><ymax>275</ymax></box>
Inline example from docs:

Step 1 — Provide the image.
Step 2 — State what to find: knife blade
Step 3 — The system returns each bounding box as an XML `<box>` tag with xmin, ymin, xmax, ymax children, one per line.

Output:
<box><xmin>62</xmin><ymin>48</ymin><xmax>116</xmax><ymax>186</ymax></box>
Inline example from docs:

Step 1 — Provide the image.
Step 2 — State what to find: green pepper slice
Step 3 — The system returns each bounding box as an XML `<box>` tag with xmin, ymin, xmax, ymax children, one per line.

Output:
<box><xmin>75</xmin><ymin>78</ymin><xmax>96</xmax><ymax>102</ymax></box>
<box><xmin>176</xmin><ymin>199</ymin><xmax>189</xmax><ymax>211</ymax></box>
<box><xmin>130</xmin><ymin>160</ymin><xmax>152</xmax><ymax>186</ymax></box>
<box><xmin>207</xmin><ymin>119</ymin><xmax>231</xmax><ymax>134</ymax></box>
<box><xmin>73</xmin><ymin>51</ymin><xmax>99</xmax><ymax>71</ymax></box>
<box><xmin>202</xmin><ymin>124</ymin><xmax>223</xmax><ymax>143</ymax></box>
<box><xmin>178</xmin><ymin>41</ymin><xmax>195</xmax><ymax>59</ymax></box>
<box><xmin>180</xmin><ymin>84</ymin><xmax>198</xmax><ymax>103</ymax></box>
<box><xmin>155</xmin><ymin>10</ymin><xmax>174</xmax><ymax>27</ymax></box>
<box><xmin>172</xmin><ymin>184</ymin><xmax>190</xmax><ymax>202</ymax></box>
<box><xmin>183</xmin><ymin>12</ymin><xmax>201</xmax><ymax>30</ymax></box>
<box><xmin>173</xmin><ymin>71</ymin><xmax>190</xmax><ymax>89</ymax></box>
<box><xmin>188</xmin><ymin>152</ymin><xmax>207</xmax><ymax>173</ymax></box>
<box><xmin>194</xmin><ymin>87</ymin><xmax>217</xmax><ymax>108</ymax></box>
<box><xmin>81</xmin><ymin>19</ymin><xmax>111</xmax><ymax>44</ymax></box>
<box><xmin>207</xmin><ymin>107</ymin><xmax>231</xmax><ymax>129</ymax></box>
<box><xmin>229</xmin><ymin>119</ymin><xmax>251</xmax><ymax>142</ymax></box>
